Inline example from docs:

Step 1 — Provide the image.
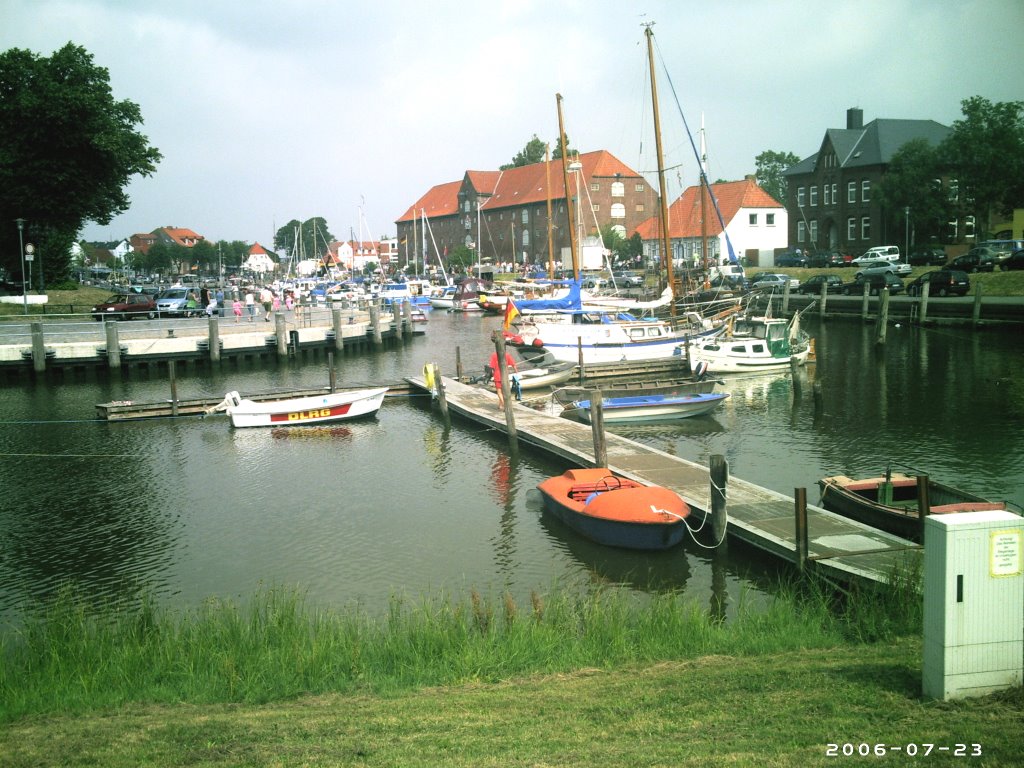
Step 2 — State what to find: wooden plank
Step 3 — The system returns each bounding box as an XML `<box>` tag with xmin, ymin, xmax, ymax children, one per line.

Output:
<box><xmin>407</xmin><ymin>374</ymin><xmax>921</xmax><ymax>586</ymax></box>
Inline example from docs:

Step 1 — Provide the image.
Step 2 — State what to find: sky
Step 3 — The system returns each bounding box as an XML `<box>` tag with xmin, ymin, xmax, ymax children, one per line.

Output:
<box><xmin>2</xmin><ymin>0</ymin><xmax>1022</xmax><ymax>248</ymax></box>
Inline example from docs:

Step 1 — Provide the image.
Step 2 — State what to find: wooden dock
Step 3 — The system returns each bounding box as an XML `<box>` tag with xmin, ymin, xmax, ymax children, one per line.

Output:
<box><xmin>408</xmin><ymin>374</ymin><xmax>921</xmax><ymax>586</ymax></box>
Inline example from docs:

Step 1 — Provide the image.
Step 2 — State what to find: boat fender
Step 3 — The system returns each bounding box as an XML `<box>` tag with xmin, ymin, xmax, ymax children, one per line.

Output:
<box><xmin>532</xmin><ymin>337</ymin><xmax>544</xmax><ymax>347</ymax></box>
<box><xmin>694</xmin><ymin>360</ymin><xmax>709</xmax><ymax>380</ymax></box>
<box><xmin>423</xmin><ymin>364</ymin><xmax>435</xmax><ymax>392</ymax></box>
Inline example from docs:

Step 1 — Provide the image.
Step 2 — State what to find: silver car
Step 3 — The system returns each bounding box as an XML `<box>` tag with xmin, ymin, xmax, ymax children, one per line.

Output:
<box><xmin>854</xmin><ymin>260</ymin><xmax>898</xmax><ymax>280</ymax></box>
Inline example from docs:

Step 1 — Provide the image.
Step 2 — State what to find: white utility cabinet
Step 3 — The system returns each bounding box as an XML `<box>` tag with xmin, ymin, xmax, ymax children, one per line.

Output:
<box><xmin>923</xmin><ymin>510</ymin><xmax>1023</xmax><ymax>700</ymax></box>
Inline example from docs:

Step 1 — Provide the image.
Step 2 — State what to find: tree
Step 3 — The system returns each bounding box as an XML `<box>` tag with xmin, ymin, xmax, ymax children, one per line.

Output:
<box><xmin>754</xmin><ymin>150</ymin><xmax>801</xmax><ymax>206</ymax></box>
<box><xmin>274</xmin><ymin>217</ymin><xmax>334</xmax><ymax>263</ymax></box>
<box><xmin>876</xmin><ymin>139</ymin><xmax>951</xmax><ymax>244</ymax></box>
<box><xmin>500</xmin><ymin>134</ymin><xmax>574</xmax><ymax>170</ymax></box>
<box><xmin>939</xmin><ymin>96</ymin><xmax>1024</xmax><ymax>239</ymax></box>
<box><xmin>0</xmin><ymin>44</ymin><xmax>161</xmax><ymax>285</ymax></box>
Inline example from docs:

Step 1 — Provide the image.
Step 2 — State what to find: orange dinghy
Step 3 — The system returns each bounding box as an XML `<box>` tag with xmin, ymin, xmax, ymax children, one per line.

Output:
<box><xmin>537</xmin><ymin>468</ymin><xmax>690</xmax><ymax>550</ymax></box>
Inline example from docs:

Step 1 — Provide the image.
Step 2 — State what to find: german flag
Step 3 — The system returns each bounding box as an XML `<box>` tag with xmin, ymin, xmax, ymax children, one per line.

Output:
<box><xmin>503</xmin><ymin>297</ymin><xmax>520</xmax><ymax>330</ymax></box>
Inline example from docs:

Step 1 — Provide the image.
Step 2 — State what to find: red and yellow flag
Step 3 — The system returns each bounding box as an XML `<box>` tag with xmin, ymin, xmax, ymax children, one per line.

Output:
<box><xmin>503</xmin><ymin>297</ymin><xmax>520</xmax><ymax>330</ymax></box>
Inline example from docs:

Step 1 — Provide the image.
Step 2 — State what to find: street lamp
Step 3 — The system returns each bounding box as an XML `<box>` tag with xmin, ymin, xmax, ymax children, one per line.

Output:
<box><xmin>15</xmin><ymin>218</ymin><xmax>27</xmax><ymax>314</ymax></box>
<box><xmin>904</xmin><ymin>206</ymin><xmax>911</xmax><ymax>261</ymax></box>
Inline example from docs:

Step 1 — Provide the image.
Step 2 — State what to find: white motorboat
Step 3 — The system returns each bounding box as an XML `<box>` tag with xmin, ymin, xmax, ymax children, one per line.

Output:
<box><xmin>206</xmin><ymin>387</ymin><xmax>388</xmax><ymax>428</ymax></box>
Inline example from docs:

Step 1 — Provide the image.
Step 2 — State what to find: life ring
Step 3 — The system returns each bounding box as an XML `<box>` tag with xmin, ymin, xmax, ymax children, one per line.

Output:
<box><xmin>423</xmin><ymin>364</ymin><xmax>435</xmax><ymax>391</ymax></box>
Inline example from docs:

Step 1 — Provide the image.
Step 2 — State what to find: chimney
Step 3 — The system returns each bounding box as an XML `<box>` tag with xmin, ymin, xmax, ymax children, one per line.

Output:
<box><xmin>847</xmin><ymin>108</ymin><xmax>864</xmax><ymax>130</ymax></box>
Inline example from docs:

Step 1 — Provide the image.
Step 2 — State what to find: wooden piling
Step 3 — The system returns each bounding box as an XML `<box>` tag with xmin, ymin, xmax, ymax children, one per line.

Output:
<box><xmin>332</xmin><ymin>307</ymin><xmax>345</xmax><ymax>352</ymax></box>
<box><xmin>577</xmin><ymin>338</ymin><xmax>585</xmax><ymax>384</ymax></box>
<box><xmin>105</xmin><ymin>321</ymin><xmax>121</xmax><ymax>369</ymax></box>
<box><xmin>431</xmin><ymin>363</ymin><xmax>450</xmax><ymax>426</ymax></box>
<box><xmin>590</xmin><ymin>391</ymin><xmax>607</xmax><ymax>468</ymax></box>
<box><xmin>919</xmin><ymin>280</ymin><xmax>931</xmax><ymax>324</ymax></box>
<box><xmin>369</xmin><ymin>304</ymin><xmax>382</xmax><ymax>347</ymax></box>
<box><xmin>794</xmin><ymin>487</ymin><xmax>808</xmax><ymax>573</ymax></box>
<box><xmin>455</xmin><ymin>346</ymin><xmax>463</xmax><ymax>381</ymax></box>
<box><xmin>393</xmin><ymin>303</ymin><xmax>403</xmax><ymax>341</ymax></box>
<box><xmin>860</xmin><ymin>281</ymin><xmax>871</xmax><ymax>321</ymax></box>
<box><xmin>790</xmin><ymin>357</ymin><xmax>803</xmax><ymax>396</ymax></box>
<box><xmin>402</xmin><ymin>301</ymin><xmax>413</xmax><ymax>337</ymax></box>
<box><xmin>782</xmin><ymin>280</ymin><xmax>791</xmax><ymax>315</ymax></box>
<box><xmin>169</xmin><ymin>360</ymin><xmax>179</xmax><ymax>417</ymax></box>
<box><xmin>710</xmin><ymin>454</ymin><xmax>728</xmax><ymax>546</ymax></box>
<box><xmin>208</xmin><ymin>316</ymin><xmax>220</xmax><ymax>363</ymax></box>
<box><xmin>819</xmin><ymin>281</ymin><xmax>829</xmax><ymax>318</ymax></box>
<box><xmin>875</xmin><ymin>287</ymin><xmax>890</xmax><ymax>345</ymax></box>
<box><xmin>31</xmin><ymin>322</ymin><xmax>46</xmax><ymax>373</ymax></box>
<box><xmin>916</xmin><ymin>474</ymin><xmax>931</xmax><ymax>541</ymax></box>
<box><xmin>275</xmin><ymin>313</ymin><xmax>288</xmax><ymax>356</ymax></box>
<box><xmin>972</xmin><ymin>282</ymin><xmax>983</xmax><ymax>326</ymax></box>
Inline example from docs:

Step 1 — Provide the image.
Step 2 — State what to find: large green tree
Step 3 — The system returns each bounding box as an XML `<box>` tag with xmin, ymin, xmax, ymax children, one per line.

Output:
<box><xmin>500</xmin><ymin>135</ymin><xmax>573</xmax><ymax>170</ymax></box>
<box><xmin>0</xmin><ymin>43</ymin><xmax>161</xmax><ymax>285</ymax></box>
<box><xmin>876</xmin><ymin>138</ymin><xmax>951</xmax><ymax>244</ymax></box>
<box><xmin>939</xmin><ymin>96</ymin><xmax>1024</xmax><ymax>239</ymax></box>
<box><xmin>754</xmin><ymin>150</ymin><xmax>800</xmax><ymax>205</ymax></box>
<box><xmin>274</xmin><ymin>217</ymin><xmax>334</xmax><ymax>265</ymax></box>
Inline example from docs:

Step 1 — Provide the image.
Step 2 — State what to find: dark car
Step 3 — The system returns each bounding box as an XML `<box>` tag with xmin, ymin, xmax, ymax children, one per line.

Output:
<box><xmin>775</xmin><ymin>251</ymin><xmax>808</xmax><ymax>267</ymax></box>
<box><xmin>908</xmin><ymin>246</ymin><xmax>947</xmax><ymax>266</ymax></box>
<box><xmin>806</xmin><ymin>249</ymin><xmax>853</xmax><ymax>268</ymax></box>
<box><xmin>91</xmin><ymin>292</ymin><xmax>158</xmax><ymax>320</ymax></box>
<box><xmin>906</xmin><ymin>270</ymin><xmax>970</xmax><ymax>297</ymax></box>
<box><xmin>795</xmin><ymin>274</ymin><xmax>844</xmax><ymax>295</ymax></box>
<box><xmin>843</xmin><ymin>272</ymin><xmax>904</xmax><ymax>296</ymax></box>
<box><xmin>948</xmin><ymin>248</ymin><xmax>997</xmax><ymax>273</ymax></box>
<box><xmin>999</xmin><ymin>249</ymin><xmax>1024</xmax><ymax>271</ymax></box>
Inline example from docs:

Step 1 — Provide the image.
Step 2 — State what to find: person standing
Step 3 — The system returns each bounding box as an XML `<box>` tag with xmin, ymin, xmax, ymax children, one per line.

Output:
<box><xmin>245</xmin><ymin>289</ymin><xmax>256</xmax><ymax>322</ymax></box>
<box><xmin>260</xmin><ymin>286</ymin><xmax>273</xmax><ymax>322</ymax></box>
<box><xmin>488</xmin><ymin>349</ymin><xmax>518</xmax><ymax>409</ymax></box>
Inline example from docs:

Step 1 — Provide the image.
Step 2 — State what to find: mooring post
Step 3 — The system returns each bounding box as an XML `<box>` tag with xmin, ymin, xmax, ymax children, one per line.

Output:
<box><xmin>455</xmin><ymin>346</ymin><xmax>463</xmax><ymax>381</ymax></box>
<box><xmin>710</xmin><ymin>454</ymin><xmax>728</xmax><ymax>546</ymax></box>
<box><xmin>31</xmin><ymin>322</ymin><xmax>46</xmax><ymax>373</ymax></box>
<box><xmin>972</xmin><ymin>282</ymin><xmax>983</xmax><ymax>326</ymax></box>
<box><xmin>105</xmin><ymin>321</ymin><xmax>121</xmax><ymax>370</ymax></box>
<box><xmin>590</xmin><ymin>391</ymin><xmax>607</xmax><ymax>468</ymax></box>
<box><xmin>275</xmin><ymin>312</ymin><xmax>288</xmax><ymax>357</ymax></box>
<box><xmin>875</xmin><ymin>287</ymin><xmax>890</xmax><ymax>345</ymax></box>
<box><xmin>332</xmin><ymin>307</ymin><xmax>345</xmax><ymax>352</ymax></box>
<box><xmin>393</xmin><ymin>303</ymin><xmax>403</xmax><ymax>341</ymax></box>
<box><xmin>369</xmin><ymin>304</ymin><xmax>382</xmax><ymax>347</ymax></box>
<box><xmin>790</xmin><ymin>356</ymin><xmax>803</xmax><ymax>396</ymax></box>
<box><xmin>819</xmin><ymin>281</ymin><xmax>829</xmax><ymax>319</ymax></box>
<box><xmin>432</xmin><ymin>363</ymin><xmax>450</xmax><ymax>426</ymax></box>
<box><xmin>328</xmin><ymin>351</ymin><xmax>337</xmax><ymax>392</ymax></box>
<box><xmin>402</xmin><ymin>300</ymin><xmax>413</xmax><ymax>337</ymax></box>
<box><xmin>169</xmin><ymin>359</ymin><xmax>179</xmax><ymax>417</ymax></box>
<box><xmin>208</xmin><ymin>315</ymin><xmax>220</xmax><ymax>363</ymax></box>
<box><xmin>782</xmin><ymin>280</ymin><xmax>791</xmax><ymax>315</ymax></box>
<box><xmin>493</xmin><ymin>332</ymin><xmax>518</xmax><ymax>445</ymax></box>
<box><xmin>919</xmin><ymin>280</ymin><xmax>931</xmax><ymax>324</ymax></box>
<box><xmin>916</xmin><ymin>474</ymin><xmax>931</xmax><ymax>541</ymax></box>
<box><xmin>577</xmin><ymin>338</ymin><xmax>585</xmax><ymax>384</ymax></box>
<box><xmin>860</xmin><ymin>281</ymin><xmax>871</xmax><ymax>321</ymax></box>
<box><xmin>795</xmin><ymin>487</ymin><xmax>809</xmax><ymax>574</ymax></box>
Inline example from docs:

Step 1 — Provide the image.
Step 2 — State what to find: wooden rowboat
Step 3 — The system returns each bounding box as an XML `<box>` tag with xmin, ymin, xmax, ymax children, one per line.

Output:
<box><xmin>537</xmin><ymin>468</ymin><xmax>690</xmax><ymax>550</ymax></box>
<box><xmin>206</xmin><ymin>387</ymin><xmax>388</xmax><ymax>428</ymax></box>
<box><xmin>818</xmin><ymin>470</ymin><xmax>1008</xmax><ymax>541</ymax></box>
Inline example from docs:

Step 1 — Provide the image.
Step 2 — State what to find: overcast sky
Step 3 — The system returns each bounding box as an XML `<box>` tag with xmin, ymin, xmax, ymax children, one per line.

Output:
<box><xmin>3</xmin><ymin>0</ymin><xmax>1021</xmax><ymax>247</ymax></box>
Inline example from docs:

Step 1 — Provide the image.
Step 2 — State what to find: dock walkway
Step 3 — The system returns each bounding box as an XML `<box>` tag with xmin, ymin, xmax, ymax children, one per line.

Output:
<box><xmin>408</xmin><ymin>374</ymin><xmax>920</xmax><ymax>586</ymax></box>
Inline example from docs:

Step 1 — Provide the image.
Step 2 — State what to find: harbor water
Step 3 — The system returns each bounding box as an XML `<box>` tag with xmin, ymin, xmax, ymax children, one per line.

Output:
<box><xmin>1</xmin><ymin>311</ymin><xmax>1022</xmax><ymax>628</ymax></box>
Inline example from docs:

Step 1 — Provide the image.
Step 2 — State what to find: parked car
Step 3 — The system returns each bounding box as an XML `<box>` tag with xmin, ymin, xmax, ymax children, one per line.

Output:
<box><xmin>999</xmin><ymin>249</ymin><xmax>1024</xmax><ymax>271</ymax></box>
<box><xmin>852</xmin><ymin>246</ymin><xmax>900</xmax><ymax>265</ymax></box>
<box><xmin>775</xmin><ymin>251</ymin><xmax>808</xmax><ymax>267</ymax></box>
<box><xmin>906</xmin><ymin>270</ymin><xmax>970</xmax><ymax>297</ymax></box>
<box><xmin>844</xmin><ymin>272</ymin><xmax>904</xmax><ymax>296</ymax></box>
<box><xmin>823</xmin><ymin>249</ymin><xmax>854</xmax><ymax>268</ymax></box>
<box><xmin>91</xmin><ymin>292</ymin><xmax>158</xmax><ymax>320</ymax></box>
<box><xmin>892</xmin><ymin>261</ymin><xmax>913</xmax><ymax>277</ymax></box>
<box><xmin>612</xmin><ymin>271</ymin><xmax>644</xmax><ymax>287</ymax></box>
<box><xmin>979</xmin><ymin>240</ymin><xmax>1024</xmax><ymax>262</ymax></box>
<box><xmin>751</xmin><ymin>273</ymin><xmax>799</xmax><ymax>291</ymax></box>
<box><xmin>908</xmin><ymin>246</ymin><xmax>947</xmax><ymax>266</ymax></box>
<box><xmin>948</xmin><ymin>248</ymin><xmax>997</xmax><ymax>273</ymax></box>
<box><xmin>155</xmin><ymin>287</ymin><xmax>201</xmax><ymax>316</ymax></box>
<box><xmin>854</xmin><ymin>260</ymin><xmax>898</xmax><ymax>279</ymax></box>
<box><xmin>795</xmin><ymin>274</ymin><xmax>844</xmax><ymax>295</ymax></box>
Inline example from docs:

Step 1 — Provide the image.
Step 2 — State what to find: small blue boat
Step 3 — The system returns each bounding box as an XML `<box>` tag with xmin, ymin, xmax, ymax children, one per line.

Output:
<box><xmin>561</xmin><ymin>392</ymin><xmax>729</xmax><ymax>424</ymax></box>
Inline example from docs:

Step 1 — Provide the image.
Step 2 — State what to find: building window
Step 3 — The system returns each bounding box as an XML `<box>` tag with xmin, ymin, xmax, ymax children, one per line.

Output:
<box><xmin>797</xmin><ymin>221</ymin><xmax>806</xmax><ymax>243</ymax></box>
<box><xmin>635</xmin><ymin>203</ymin><xmax>645</xmax><ymax>213</ymax></box>
<box><xmin>809</xmin><ymin>186</ymin><xmax>818</xmax><ymax>207</ymax></box>
<box><xmin>522</xmin><ymin>229</ymin><xmax>530</xmax><ymax>247</ymax></box>
<box><xmin>592</xmin><ymin>204</ymin><xmax>600</xmax><ymax>213</ymax></box>
<box><xmin>463</xmin><ymin>200</ymin><xmax>470</xmax><ymax>213</ymax></box>
<box><xmin>948</xmin><ymin>178</ymin><xmax>959</xmax><ymax>202</ymax></box>
<box><xmin>831</xmin><ymin>183</ymin><xmax>837</xmax><ymax>205</ymax></box>
<box><xmin>861</xmin><ymin>179</ymin><xmax>871</xmax><ymax>202</ymax></box>
<box><xmin>965</xmin><ymin>215</ymin><xmax>975</xmax><ymax>239</ymax></box>
<box><xmin>521</xmin><ymin>209</ymin><xmax>529</xmax><ymax>224</ymax></box>
<box><xmin>612</xmin><ymin>224</ymin><xmax>626</xmax><ymax>238</ymax></box>
<box><xmin>766</xmin><ymin>213</ymin><xmax>775</xmax><ymax>226</ymax></box>
<box><xmin>635</xmin><ymin>183</ymin><xmax>644</xmax><ymax>192</ymax></box>
<box><xmin>749</xmin><ymin>213</ymin><xmax>758</xmax><ymax>226</ymax></box>
<box><xmin>590</xmin><ymin>182</ymin><xmax>600</xmax><ymax>192</ymax></box>
<box><xmin>610</xmin><ymin>203</ymin><xmax>625</xmax><ymax>219</ymax></box>
<box><xmin>848</xmin><ymin>181</ymin><xmax>856</xmax><ymax>203</ymax></box>
<box><xmin>611</xmin><ymin>181</ymin><xmax>624</xmax><ymax>197</ymax></box>
<box><xmin>797</xmin><ymin>187</ymin><xmax>806</xmax><ymax>207</ymax></box>
<box><xmin>809</xmin><ymin>220</ymin><xmax>818</xmax><ymax>243</ymax></box>
<box><xmin>861</xmin><ymin>216</ymin><xmax>870</xmax><ymax>240</ymax></box>
<box><xmin>847</xmin><ymin>217</ymin><xmax>857</xmax><ymax>241</ymax></box>
<box><xmin>823</xmin><ymin>185</ymin><xmax>830</xmax><ymax>206</ymax></box>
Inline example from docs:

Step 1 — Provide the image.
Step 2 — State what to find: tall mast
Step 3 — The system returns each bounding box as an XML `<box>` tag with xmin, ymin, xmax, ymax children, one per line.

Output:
<box><xmin>700</xmin><ymin>115</ymin><xmax>710</xmax><ymax>289</ymax></box>
<box><xmin>556</xmin><ymin>93</ymin><xmax>579</xmax><ymax>281</ymax></box>
<box><xmin>645</xmin><ymin>23</ymin><xmax>676</xmax><ymax>315</ymax></box>
<box><xmin>545</xmin><ymin>143</ymin><xmax>555</xmax><ymax>279</ymax></box>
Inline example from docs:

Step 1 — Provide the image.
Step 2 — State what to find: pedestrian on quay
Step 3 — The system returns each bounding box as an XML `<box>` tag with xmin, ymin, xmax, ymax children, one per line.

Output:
<box><xmin>260</xmin><ymin>286</ymin><xmax>274</xmax><ymax>322</ymax></box>
<box><xmin>488</xmin><ymin>348</ymin><xmax>518</xmax><ymax>409</ymax></box>
<box><xmin>232</xmin><ymin>297</ymin><xmax>243</xmax><ymax>322</ymax></box>
<box><xmin>245</xmin><ymin>289</ymin><xmax>256</xmax><ymax>322</ymax></box>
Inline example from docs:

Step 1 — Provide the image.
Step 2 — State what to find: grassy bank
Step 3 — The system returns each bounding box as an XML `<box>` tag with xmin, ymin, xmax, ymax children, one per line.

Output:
<box><xmin>4</xmin><ymin>575</ymin><xmax>1020</xmax><ymax>765</ymax></box>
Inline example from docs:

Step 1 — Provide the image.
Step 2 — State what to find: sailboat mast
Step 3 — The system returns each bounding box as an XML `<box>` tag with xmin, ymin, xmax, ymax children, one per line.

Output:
<box><xmin>545</xmin><ymin>143</ymin><xmax>555</xmax><ymax>279</ymax></box>
<box><xmin>700</xmin><ymin>116</ymin><xmax>710</xmax><ymax>289</ymax></box>
<box><xmin>645</xmin><ymin>24</ymin><xmax>676</xmax><ymax>316</ymax></box>
<box><xmin>556</xmin><ymin>93</ymin><xmax>579</xmax><ymax>281</ymax></box>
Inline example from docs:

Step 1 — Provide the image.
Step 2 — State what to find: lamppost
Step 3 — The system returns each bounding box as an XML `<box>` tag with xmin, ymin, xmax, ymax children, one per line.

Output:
<box><xmin>904</xmin><ymin>206</ymin><xmax>911</xmax><ymax>261</ymax></box>
<box><xmin>25</xmin><ymin>244</ymin><xmax>35</xmax><ymax>297</ymax></box>
<box><xmin>15</xmin><ymin>218</ymin><xmax>27</xmax><ymax>314</ymax></box>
